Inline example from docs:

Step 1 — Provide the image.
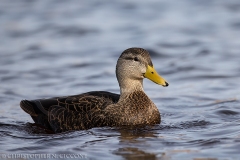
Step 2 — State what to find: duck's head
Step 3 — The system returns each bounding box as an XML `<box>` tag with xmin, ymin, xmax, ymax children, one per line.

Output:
<box><xmin>116</xmin><ymin>47</ymin><xmax>168</xmax><ymax>91</ymax></box>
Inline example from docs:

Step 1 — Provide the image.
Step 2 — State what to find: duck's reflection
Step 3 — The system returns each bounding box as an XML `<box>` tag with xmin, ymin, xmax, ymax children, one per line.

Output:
<box><xmin>112</xmin><ymin>126</ymin><xmax>171</xmax><ymax>160</ymax></box>
<box><xmin>114</xmin><ymin>147</ymin><xmax>158</xmax><ymax>160</ymax></box>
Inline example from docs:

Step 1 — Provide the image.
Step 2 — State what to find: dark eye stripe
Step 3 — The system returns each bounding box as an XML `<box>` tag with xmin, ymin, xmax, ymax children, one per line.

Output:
<box><xmin>124</xmin><ymin>57</ymin><xmax>133</xmax><ymax>60</ymax></box>
<box><xmin>124</xmin><ymin>57</ymin><xmax>139</xmax><ymax>61</ymax></box>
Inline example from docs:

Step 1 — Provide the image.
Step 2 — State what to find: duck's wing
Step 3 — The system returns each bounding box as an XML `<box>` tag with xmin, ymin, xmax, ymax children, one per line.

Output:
<box><xmin>20</xmin><ymin>91</ymin><xmax>120</xmax><ymax>132</ymax></box>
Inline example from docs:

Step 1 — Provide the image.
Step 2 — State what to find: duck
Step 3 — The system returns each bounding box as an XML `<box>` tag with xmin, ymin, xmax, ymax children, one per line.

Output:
<box><xmin>20</xmin><ymin>47</ymin><xmax>169</xmax><ymax>133</ymax></box>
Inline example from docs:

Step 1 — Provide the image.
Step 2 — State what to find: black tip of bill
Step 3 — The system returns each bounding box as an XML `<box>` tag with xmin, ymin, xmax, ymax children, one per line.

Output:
<box><xmin>164</xmin><ymin>82</ymin><xmax>169</xmax><ymax>87</ymax></box>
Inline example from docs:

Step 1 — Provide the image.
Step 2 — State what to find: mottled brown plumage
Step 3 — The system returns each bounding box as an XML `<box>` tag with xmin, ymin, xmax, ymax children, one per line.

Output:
<box><xmin>20</xmin><ymin>47</ymin><xmax>168</xmax><ymax>133</ymax></box>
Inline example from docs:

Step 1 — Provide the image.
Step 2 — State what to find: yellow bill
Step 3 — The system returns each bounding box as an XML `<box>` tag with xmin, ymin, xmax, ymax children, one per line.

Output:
<box><xmin>144</xmin><ymin>65</ymin><xmax>169</xmax><ymax>87</ymax></box>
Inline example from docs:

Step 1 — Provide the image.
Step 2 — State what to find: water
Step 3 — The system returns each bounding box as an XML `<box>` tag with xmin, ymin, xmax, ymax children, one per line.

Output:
<box><xmin>0</xmin><ymin>0</ymin><xmax>240</xmax><ymax>159</ymax></box>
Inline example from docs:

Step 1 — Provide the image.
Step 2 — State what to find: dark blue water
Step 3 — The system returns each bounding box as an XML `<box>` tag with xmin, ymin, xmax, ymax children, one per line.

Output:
<box><xmin>0</xmin><ymin>0</ymin><xmax>240</xmax><ymax>159</ymax></box>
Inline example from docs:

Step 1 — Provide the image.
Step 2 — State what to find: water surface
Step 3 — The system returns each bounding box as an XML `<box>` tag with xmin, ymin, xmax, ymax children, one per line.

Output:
<box><xmin>0</xmin><ymin>0</ymin><xmax>240</xmax><ymax>159</ymax></box>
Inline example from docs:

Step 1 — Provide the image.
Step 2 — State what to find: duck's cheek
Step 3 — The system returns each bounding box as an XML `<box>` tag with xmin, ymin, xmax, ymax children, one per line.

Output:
<box><xmin>141</xmin><ymin>68</ymin><xmax>147</xmax><ymax>78</ymax></box>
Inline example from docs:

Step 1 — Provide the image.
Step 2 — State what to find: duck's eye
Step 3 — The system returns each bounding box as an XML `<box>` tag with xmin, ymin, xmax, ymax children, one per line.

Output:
<box><xmin>133</xmin><ymin>57</ymin><xmax>139</xmax><ymax>61</ymax></box>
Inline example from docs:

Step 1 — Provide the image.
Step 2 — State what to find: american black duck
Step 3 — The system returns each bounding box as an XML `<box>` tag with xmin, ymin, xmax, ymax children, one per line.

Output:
<box><xmin>20</xmin><ymin>47</ymin><xmax>168</xmax><ymax>133</ymax></box>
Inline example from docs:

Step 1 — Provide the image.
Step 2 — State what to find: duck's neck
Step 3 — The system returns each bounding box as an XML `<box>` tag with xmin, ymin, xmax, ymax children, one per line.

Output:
<box><xmin>118</xmin><ymin>78</ymin><xmax>145</xmax><ymax>102</ymax></box>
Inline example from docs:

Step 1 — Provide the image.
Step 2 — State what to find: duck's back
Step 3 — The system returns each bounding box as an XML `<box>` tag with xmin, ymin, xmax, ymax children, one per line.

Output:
<box><xmin>20</xmin><ymin>91</ymin><xmax>119</xmax><ymax>132</ymax></box>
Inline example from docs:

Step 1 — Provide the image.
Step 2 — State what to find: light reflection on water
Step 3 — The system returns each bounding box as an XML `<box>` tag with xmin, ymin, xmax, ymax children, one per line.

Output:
<box><xmin>0</xmin><ymin>0</ymin><xmax>240</xmax><ymax>159</ymax></box>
